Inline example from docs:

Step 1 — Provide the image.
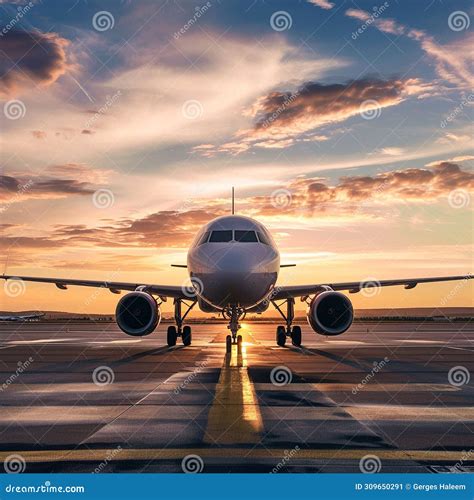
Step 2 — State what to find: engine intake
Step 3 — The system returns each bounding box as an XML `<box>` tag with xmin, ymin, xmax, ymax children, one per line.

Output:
<box><xmin>307</xmin><ymin>291</ymin><xmax>353</xmax><ymax>336</ymax></box>
<box><xmin>115</xmin><ymin>291</ymin><xmax>160</xmax><ymax>336</ymax></box>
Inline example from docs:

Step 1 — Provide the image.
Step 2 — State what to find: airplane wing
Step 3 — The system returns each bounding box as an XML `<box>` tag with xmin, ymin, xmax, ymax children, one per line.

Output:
<box><xmin>1</xmin><ymin>274</ymin><xmax>187</xmax><ymax>299</ymax></box>
<box><xmin>273</xmin><ymin>274</ymin><xmax>472</xmax><ymax>300</ymax></box>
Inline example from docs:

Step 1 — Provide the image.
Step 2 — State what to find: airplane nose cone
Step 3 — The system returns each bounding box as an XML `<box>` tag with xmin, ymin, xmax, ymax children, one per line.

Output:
<box><xmin>210</xmin><ymin>246</ymin><xmax>257</xmax><ymax>273</ymax></box>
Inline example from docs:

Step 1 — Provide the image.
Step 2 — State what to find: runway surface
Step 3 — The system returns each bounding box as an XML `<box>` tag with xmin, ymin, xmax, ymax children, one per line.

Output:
<box><xmin>0</xmin><ymin>320</ymin><xmax>473</xmax><ymax>473</ymax></box>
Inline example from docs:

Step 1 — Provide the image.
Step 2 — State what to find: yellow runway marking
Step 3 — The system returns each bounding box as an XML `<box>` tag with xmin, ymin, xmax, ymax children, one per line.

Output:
<box><xmin>204</xmin><ymin>341</ymin><xmax>263</xmax><ymax>444</ymax></box>
<box><xmin>0</xmin><ymin>449</ymin><xmax>467</xmax><ymax>463</ymax></box>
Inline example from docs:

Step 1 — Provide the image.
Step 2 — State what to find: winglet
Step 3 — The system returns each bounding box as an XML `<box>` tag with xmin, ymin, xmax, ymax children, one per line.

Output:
<box><xmin>232</xmin><ymin>186</ymin><xmax>235</xmax><ymax>215</ymax></box>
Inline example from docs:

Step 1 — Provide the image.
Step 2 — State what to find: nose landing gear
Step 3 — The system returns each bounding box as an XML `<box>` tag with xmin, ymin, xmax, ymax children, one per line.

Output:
<box><xmin>272</xmin><ymin>298</ymin><xmax>302</xmax><ymax>347</ymax></box>
<box><xmin>224</xmin><ymin>306</ymin><xmax>244</xmax><ymax>354</ymax></box>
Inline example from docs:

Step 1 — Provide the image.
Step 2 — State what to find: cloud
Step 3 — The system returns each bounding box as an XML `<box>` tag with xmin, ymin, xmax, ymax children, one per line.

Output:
<box><xmin>345</xmin><ymin>9</ymin><xmax>473</xmax><ymax>88</ymax></box>
<box><xmin>308</xmin><ymin>0</ymin><xmax>334</xmax><ymax>10</ymax></box>
<box><xmin>0</xmin><ymin>30</ymin><xmax>72</xmax><ymax>98</ymax></box>
<box><xmin>0</xmin><ymin>170</ymin><xmax>97</xmax><ymax>205</ymax></box>
<box><xmin>254</xmin><ymin>161</ymin><xmax>474</xmax><ymax>216</ymax></box>
<box><xmin>197</xmin><ymin>78</ymin><xmax>424</xmax><ymax>154</ymax></box>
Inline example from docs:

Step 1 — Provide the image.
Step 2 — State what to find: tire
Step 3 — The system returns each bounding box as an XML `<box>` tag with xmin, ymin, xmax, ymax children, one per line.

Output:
<box><xmin>237</xmin><ymin>335</ymin><xmax>242</xmax><ymax>344</ymax></box>
<box><xmin>226</xmin><ymin>335</ymin><xmax>232</xmax><ymax>354</ymax></box>
<box><xmin>276</xmin><ymin>325</ymin><xmax>286</xmax><ymax>347</ymax></box>
<box><xmin>167</xmin><ymin>325</ymin><xmax>177</xmax><ymax>347</ymax></box>
<box><xmin>182</xmin><ymin>325</ymin><xmax>192</xmax><ymax>346</ymax></box>
<box><xmin>291</xmin><ymin>325</ymin><xmax>302</xmax><ymax>347</ymax></box>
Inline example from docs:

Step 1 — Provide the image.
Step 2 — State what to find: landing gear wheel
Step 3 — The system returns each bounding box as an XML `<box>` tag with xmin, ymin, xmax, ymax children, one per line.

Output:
<box><xmin>182</xmin><ymin>325</ymin><xmax>192</xmax><ymax>346</ymax></box>
<box><xmin>167</xmin><ymin>325</ymin><xmax>177</xmax><ymax>347</ymax></box>
<box><xmin>276</xmin><ymin>325</ymin><xmax>286</xmax><ymax>347</ymax></box>
<box><xmin>291</xmin><ymin>325</ymin><xmax>302</xmax><ymax>347</ymax></box>
<box><xmin>237</xmin><ymin>335</ymin><xmax>242</xmax><ymax>345</ymax></box>
<box><xmin>226</xmin><ymin>335</ymin><xmax>232</xmax><ymax>354</ymax></box>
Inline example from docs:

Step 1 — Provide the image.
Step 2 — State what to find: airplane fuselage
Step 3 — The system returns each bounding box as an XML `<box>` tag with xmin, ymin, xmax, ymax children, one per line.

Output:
<box><xmin>187</xmin><ymin>215</ymin><xmax>280</xmax><ymax>309</ymax></box>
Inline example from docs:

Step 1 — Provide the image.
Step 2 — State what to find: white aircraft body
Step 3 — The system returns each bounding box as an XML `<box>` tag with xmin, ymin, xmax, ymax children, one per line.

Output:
<box><xmin>2</xmin><ymin>208</ymin><xmax>471</xmax><ymax>350</ymax></box>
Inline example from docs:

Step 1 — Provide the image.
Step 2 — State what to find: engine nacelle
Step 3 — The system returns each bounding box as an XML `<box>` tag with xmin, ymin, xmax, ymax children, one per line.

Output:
<box><xmin>115</xmin><ymin>291</ymin><xmax>160</xmax><ymax>336</ymax></box>
<box><xmin>307</xmin><ymin>291</ymin><xmax>353</xmax><ymax>336</ymax></box>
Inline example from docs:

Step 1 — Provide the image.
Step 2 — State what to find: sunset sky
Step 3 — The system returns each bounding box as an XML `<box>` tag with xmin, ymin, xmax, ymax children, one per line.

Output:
<box><xmin>0</xmin><ymin>0</ymin><xmax>473</xmax><ymax>314</ymax></box>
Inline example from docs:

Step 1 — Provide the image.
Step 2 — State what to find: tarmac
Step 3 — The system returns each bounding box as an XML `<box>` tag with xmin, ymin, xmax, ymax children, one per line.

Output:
<box><xmin>0</xmin><ymin>320</ymin><xmax>472</xmax><ymax>473</ymax></box>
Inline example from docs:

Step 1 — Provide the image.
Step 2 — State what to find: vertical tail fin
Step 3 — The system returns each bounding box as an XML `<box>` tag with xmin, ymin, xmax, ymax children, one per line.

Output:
<box><xmin>231</xmin><ymin>186</ymin><xmax>235</xmax><ymax>215</ymax></box>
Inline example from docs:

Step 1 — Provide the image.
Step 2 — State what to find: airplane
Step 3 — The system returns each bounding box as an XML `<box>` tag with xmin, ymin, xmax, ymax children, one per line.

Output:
<box><xmin>0</xmin><ymin>312</ymin><xmax>44</xmax><ymax>322</ymax></box>
<box><xmin>1</xmin><ymin>191</ymin><xmax>471</xmax><ymax>352</ymax></box>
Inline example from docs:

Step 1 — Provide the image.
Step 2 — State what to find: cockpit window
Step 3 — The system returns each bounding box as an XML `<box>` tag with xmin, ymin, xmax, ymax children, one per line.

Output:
<box><xmin>209</xmin><ymin>230</ymin><xmax>233</xmax><ymax>242</ymax></box>
<box><xmin>234</xmin><ymin>230</ymin><xmax>258</xmax><ymax>242</ymax></box>
<box><xmin>257</xmin><ymin>231</ymin><xmax>270</xmax><ymax>245</ymax></box>
<box><xmin>197</xmin><ymin>231</ymin><xmax>210</xmax><ymax>245</ymax></box>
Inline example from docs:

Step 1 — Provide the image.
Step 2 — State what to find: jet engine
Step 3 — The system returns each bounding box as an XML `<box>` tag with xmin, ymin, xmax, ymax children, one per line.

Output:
<box><xmin>307</xmin><ymin>290</ymin><xmax>353</xmax><ymax>336</ymax></box>
<box><xmin>115</xmin><ymin>291</ymin><xmax>160</xmax><ymax>336</ymax></box>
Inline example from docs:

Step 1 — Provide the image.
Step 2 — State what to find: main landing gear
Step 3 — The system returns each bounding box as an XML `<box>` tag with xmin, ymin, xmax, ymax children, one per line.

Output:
<box><xmin>224</xmin><ymin>306</ymin><xmax>244</xmax><ymax>354</ymax></box>
<box><xmin>167</xmin><ymin>298</ymin><xmax>196</xmax><ymax>347</ymax></box>
<box><xmin>271</xmin><ymin>298</ymin><xmax>302</xmax><ymax>347</ymax></box>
